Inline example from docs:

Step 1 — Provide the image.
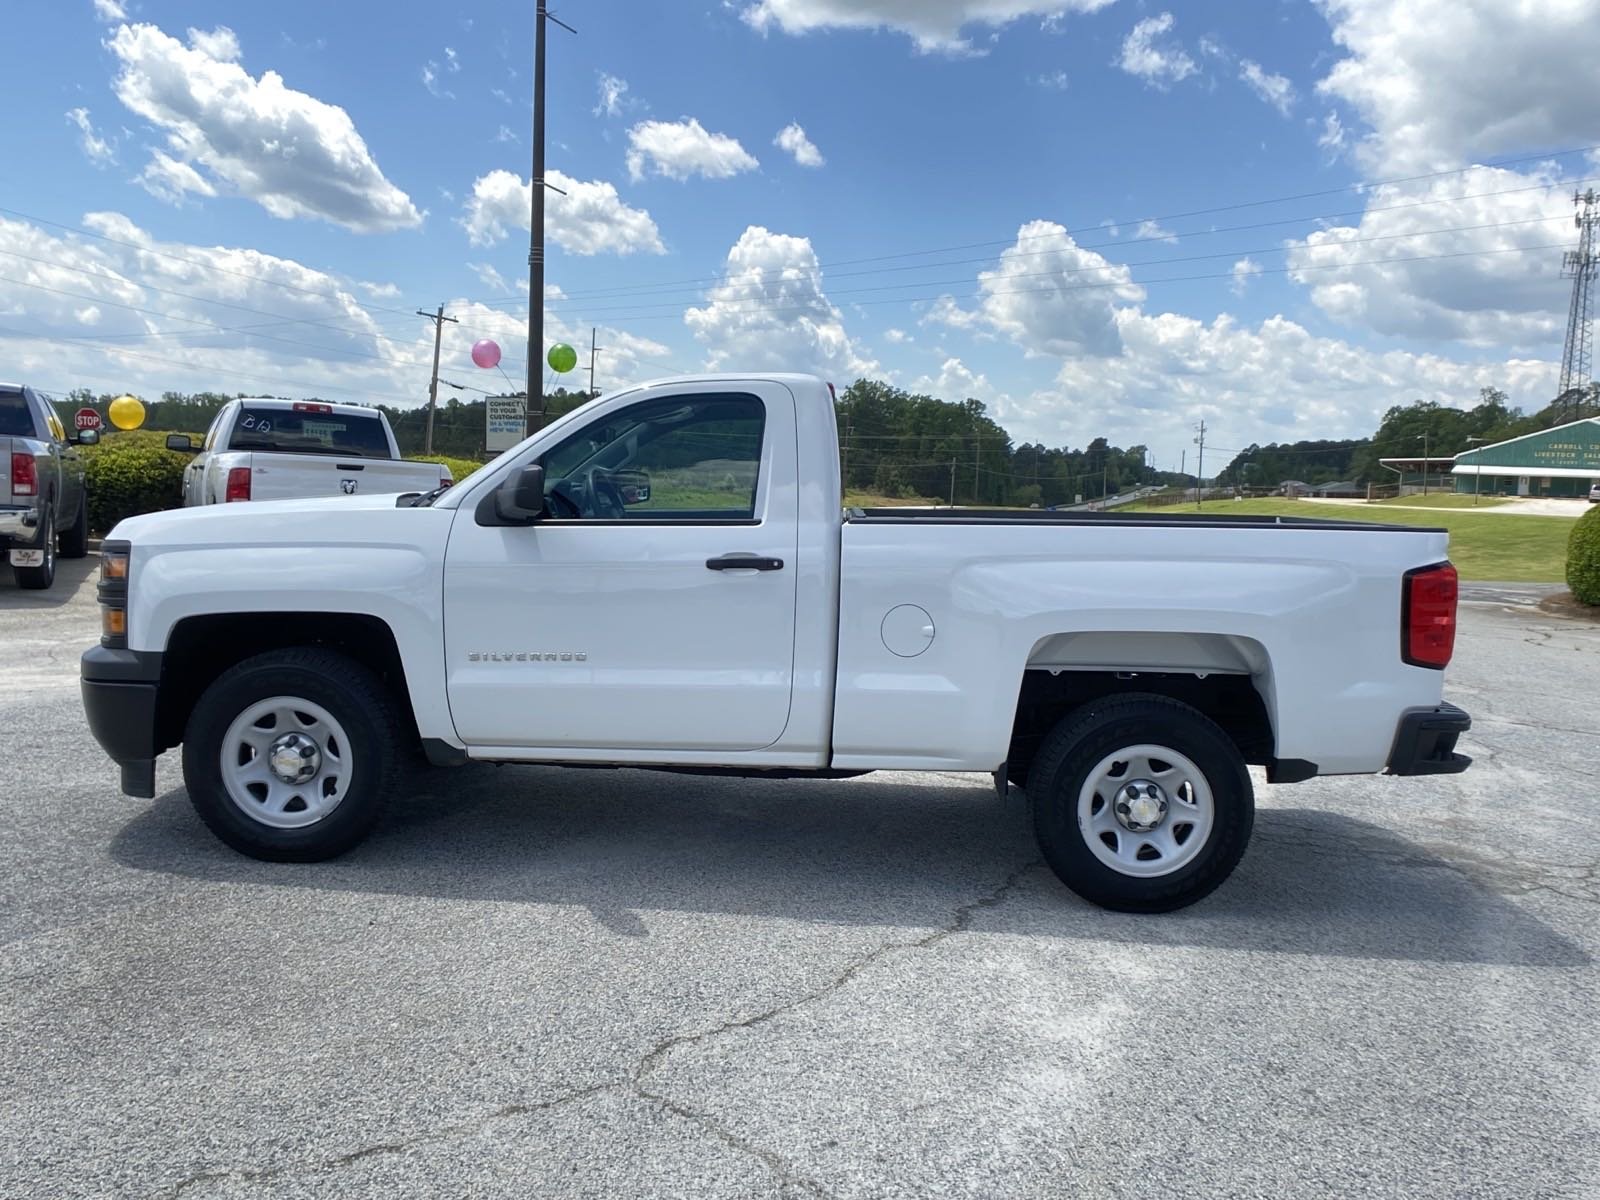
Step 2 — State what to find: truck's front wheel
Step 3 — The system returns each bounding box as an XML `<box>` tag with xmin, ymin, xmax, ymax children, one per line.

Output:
<box><xmin>182</xmin><ymin>649</ymin><xmax>401</xmax><ymax>861</ymax></box>
<box><xmin>1029</xmin><ymin>695</ymin><xmax>1254</xmax><ymax>912</ymax></box>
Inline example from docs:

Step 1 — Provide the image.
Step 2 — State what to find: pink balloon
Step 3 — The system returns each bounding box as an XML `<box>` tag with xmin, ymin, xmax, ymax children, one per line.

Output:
<box><xmin>471</xmin><ymin>339</ymin><xmax>502</xmax><ymax>369</ymax></box>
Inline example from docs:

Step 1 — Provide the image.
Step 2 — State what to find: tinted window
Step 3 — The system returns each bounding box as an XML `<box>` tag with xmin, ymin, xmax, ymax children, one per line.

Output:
<box><xmin>538</xmin><ymin>394</ymin><xmax>766</xmax><ymax>520</ymax></box>
<box><xmin>228</xmin><ymin>408</ymin><xmax>390</xmax><ymax>457</ymax></box>
<box><xmin>0</xmin><ymin>391</ymin><xmax>35</xmax><ymax>437</ymax></box>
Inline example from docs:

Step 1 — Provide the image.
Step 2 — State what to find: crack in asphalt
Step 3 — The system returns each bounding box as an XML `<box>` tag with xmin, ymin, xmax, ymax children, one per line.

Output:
<box><xmin>625</xmin><ymin>860</ymin><xmax>1042</xmax><ymax>1199</ymax></box>
<box><xmin>159</xmin><ymin>865</ymin><xmax>1041</xmax><ymax>1199</ymax></box>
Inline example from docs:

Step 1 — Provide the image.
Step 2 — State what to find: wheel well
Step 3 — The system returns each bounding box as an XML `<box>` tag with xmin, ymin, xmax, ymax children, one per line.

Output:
<box><xmin>155</xmin><ymin>613</ymin><xmax>417</xmax><ymax>752</ymax></box>
<box><xmin>1007</xmin><ymin>669</ymin><xmax>1274</xmax><ymax>783</ymax></box>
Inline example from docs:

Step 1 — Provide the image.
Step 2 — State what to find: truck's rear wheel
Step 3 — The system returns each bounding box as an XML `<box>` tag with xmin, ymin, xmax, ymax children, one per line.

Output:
<box><xmin>59</xmin><ymin>495</ymin><xmax>89</xmax><ymax>558</ymax></box>
<box><xmin>182</xmin><ymin>648</ymin><xmax>401</xmax><ymax>861</ymax></box>
<box><xmin>1029</xmin><ymin>694</ymin><xmax>1253</xmax><ymax>912</ymax></box>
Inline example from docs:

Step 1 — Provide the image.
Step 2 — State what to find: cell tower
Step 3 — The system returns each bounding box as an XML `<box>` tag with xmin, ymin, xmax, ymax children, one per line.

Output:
<box><xmin>1556</xmin><ymin>188</ymin><xmax>1598</xmax><ymax>421</ymax></box>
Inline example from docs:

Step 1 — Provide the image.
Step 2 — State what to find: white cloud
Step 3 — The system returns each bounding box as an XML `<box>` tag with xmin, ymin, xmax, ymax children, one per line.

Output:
<box><xmin>422</xmin><ymin>62</ymin><xmax>455</xmax><ymax>99</ymax></box>
<box><xmin>445</xmin><ymin>47</ymin><xmax>460</xmax><ymax>72</ymax></box>
<box><xmin>1000</xmin><ymin>309</ymin><xmax>1556</xmax><ymax>454</ymax></box>
<box><xmin>92</xmin><ymin>0</ymin><xmax>127</xmax><ymax>20</ymax></box>
<box><xmin>594</xmin><ymin>73</ymin><xmax>630</xmax><ymax>117</ymax></box>
<box><xmin>108</xmin><ymin>22</ymin><xmax>420</xmax><ymax>233</ymax></box>
<box><xmin>494</xmin><ymin>124</ymin><xmax>517</xmax><ymax>143</ymax></box>
<box><xmin>1317</xmin><ymin>110</ymin><xmax>1346</xmax><ymax>154</ymax></box>
<box><xmin>1133</xmin><ymin>220</ymin><xmax>1178</xmax><ymax>244</ymax></box>
<box><xmin>741</xmin><ymin>0</ymin><xmax>1115</xmax><ymax>54</ymax></box>
<box><xmin>883</xmin><ymin>328</ymin><xmax>911</xmax><ymax>344</ymax></box>
<box><xmin>1284</xmin><ymin>165</ymin><xmax>1575</xmax><ymax>349</ymax></box>
<box><xmin>774</xmin><ymin>122</ymin><xmax>824</xmax><ymax>168</ymax></box>
<box><xmin>927</xmin><ymin>220</ymin><xmax>1144</xmax><ymax>357</ymax></box>
<box><xmin>1239</xmin><ymin>59</ymin><xmax>1294</xmax><ymax>116</ymax></box>
<box><xmin>1315</xmin><ymin>0</ymin><xmax>1600</xmax><ymax>174</ymax></box>
<box><xmin>1033</xmin><ymin>70</ymin><xmax>1070</xmax><ymax>90</ymax></box>
<box><xmin>910</xmin><ymin>356</ymin><xmax>1002</xmax><ymax>404</ymax></box>
<box><xmin>491</xmin><ymin>87</ymin><xmax>513</xmax><ymax>106</ymax></box>
<box><xmin>1117</xmin><ymin>13</ymin><xmax>1196</xmax><ymax>88</ymax></box>
<box><xmin>1230</xmin><ymin>257</ymin><xmax>1262</xmax><ymax>295</ymax></box>
<box><xmin>685</xmin><ymin>225</ymin><xmax>878</xmax><ymax>378</ymax></box>
<box><xmin>66</xmin><ymin>108</ymin><xmax>115</xmax><ymax>166</ymax></box>
<box><xmin>460</xmin><ymin>168</ymin><xmax>665</xmax><ymax>256</ymax></box>
<box><xmin>136</xmin><ymin>150</ymin><xmax>216</xmax><ymax>204</ymax></box>
<box><xmin>626</xmin><ymin>118</ymin><xmax>758</xmax><ymax>182</ymax></box>
<box><xmin>358</xmin><ymin>280</ymin><xmax>401</xmax><ymax>299</ymax></box>
<box><xmin>186</xmin><ymin>25</ymin><xmax>240</xmax><ymax>61</ymax></box>
<box><xmin>469</xmin><ymin>262</ymin><xmax>510</xmax><ymax>293</ymax></box>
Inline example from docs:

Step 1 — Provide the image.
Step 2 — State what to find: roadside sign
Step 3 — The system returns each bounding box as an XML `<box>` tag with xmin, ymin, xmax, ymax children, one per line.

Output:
<box><xmin>485</xmin><ymin>395</ymin><xmax>526</xmax><ymax>453</ymax></box>
<box><xmin>74</xmin><ymin>408</ymin><xmax>103</xmax><ymax>432</ymax></box>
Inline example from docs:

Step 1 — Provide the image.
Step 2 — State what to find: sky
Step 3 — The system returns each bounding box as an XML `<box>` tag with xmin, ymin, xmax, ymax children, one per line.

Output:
<box><xmin>4</xmin><ymin>0</ymin><xmax>1599</xmax><ymax>472</ymax></box>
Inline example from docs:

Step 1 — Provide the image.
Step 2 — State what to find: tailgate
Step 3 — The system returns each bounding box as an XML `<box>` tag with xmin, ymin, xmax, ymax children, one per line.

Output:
<box><xmin>244</xmin><ymin>455</ymin><xmax>443</xmax><ymax>502</ymax></box>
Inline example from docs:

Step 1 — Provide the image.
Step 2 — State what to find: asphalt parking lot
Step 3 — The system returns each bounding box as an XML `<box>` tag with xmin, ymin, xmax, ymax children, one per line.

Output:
<box><xmin>2</xmin><ymin>559</ymin><xmax>1597</xmax><ymax>1199</ymax></box>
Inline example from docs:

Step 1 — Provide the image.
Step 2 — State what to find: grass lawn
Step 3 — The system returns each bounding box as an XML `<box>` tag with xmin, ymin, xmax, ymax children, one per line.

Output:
<box><xmin>1366</xmin><ymin>492</ymin><xmax>1510</xmax><ymax>509</ymax></box>
<box><xmin>1122</xmin><ymin>497</ymin><xmax>1572</xmax><ymax>582</ymax></box>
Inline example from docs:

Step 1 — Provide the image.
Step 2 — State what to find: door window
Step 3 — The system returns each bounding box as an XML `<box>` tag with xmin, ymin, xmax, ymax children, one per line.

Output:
<box><xmin>537</xmin><ymin>393</ymin><xmax>765</xmax><ymax>521</ymax></box>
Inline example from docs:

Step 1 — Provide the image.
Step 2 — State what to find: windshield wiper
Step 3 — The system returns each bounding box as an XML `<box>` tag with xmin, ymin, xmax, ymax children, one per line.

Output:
<box><xmin>405</xmin><ymin>482</ymin><xmax>453</xmax><ymax>508</ymax></box>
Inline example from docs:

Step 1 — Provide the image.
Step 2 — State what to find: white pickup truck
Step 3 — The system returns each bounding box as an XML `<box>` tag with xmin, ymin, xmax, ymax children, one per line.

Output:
<box><xmin>82</xmin><ymin>373</ymin><xmax>1470</xmax><ymax>911</ymax></box>
<box><xmin>166</xmin><ymin>397</ymin><xmax>448</xmax><ymax>505</ymax></box>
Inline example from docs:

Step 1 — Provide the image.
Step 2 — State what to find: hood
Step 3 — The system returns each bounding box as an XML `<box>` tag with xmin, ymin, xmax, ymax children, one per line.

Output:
<box><xmin>109</xmin><ymin>492</ymin><xmax>437</xmax><ymax>546</ymax></box>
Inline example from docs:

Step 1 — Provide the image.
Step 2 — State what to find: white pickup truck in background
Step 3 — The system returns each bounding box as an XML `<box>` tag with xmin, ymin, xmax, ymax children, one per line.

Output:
<box><xmin>82</xmin><ymin>373</ymin><xmax>1471</xmax><ymax>912</ymax></box>
<box><xmin>166</xmin><ymin>397</ymin><xmax>449</xmax><ymax>506</ymax></box>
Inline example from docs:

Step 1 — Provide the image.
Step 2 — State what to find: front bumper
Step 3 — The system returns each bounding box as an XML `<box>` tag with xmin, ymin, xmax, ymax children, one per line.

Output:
<box><xmin>81</xmin><ymin>646</ymin><xmax>164</xmax><ymax>798</ymax></box>
<box><xmin>1385</xmin><ymin>702</ymin><xmax>1472</xmax><ymax>776</ymax></box>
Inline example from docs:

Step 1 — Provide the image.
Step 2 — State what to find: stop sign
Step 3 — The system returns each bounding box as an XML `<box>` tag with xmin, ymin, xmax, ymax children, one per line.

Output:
<box><xmin>74</xmin><ymin>408</ymin><xmax>102</xmax><ymax>432</ymax></box>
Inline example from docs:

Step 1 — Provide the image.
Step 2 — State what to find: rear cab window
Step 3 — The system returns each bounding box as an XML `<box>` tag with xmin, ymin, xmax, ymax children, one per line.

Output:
<box><xmin>0</xmin><ymin>390</ymin><xmax>36</xmax><ymax>437</ymax></box>
<box><xmin>228</xmin><ymin>405</ymin><xmax>390</xmax><ymax>458</ymax></box>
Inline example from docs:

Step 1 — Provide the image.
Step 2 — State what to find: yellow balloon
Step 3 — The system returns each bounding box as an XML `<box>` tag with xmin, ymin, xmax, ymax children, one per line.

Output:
<box><xmin>108</xmin><ymin>395</ymin><xmax>145</xmax><ymax>430</ymax></box>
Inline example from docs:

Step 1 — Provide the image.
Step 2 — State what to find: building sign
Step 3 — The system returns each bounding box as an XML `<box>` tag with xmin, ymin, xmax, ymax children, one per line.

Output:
<box><xmin>1456</xmin><ymin>419</ymin><xmax>1600</xmax><ymax>471</ymax></box>
<box><xmin>485</xmin><ymin>395</ymin><xmax>527</xmax><ymax>452</ymax></box>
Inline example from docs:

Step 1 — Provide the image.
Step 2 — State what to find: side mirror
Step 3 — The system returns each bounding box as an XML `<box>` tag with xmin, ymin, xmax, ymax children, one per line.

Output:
<box><xmin>165</xmin><ymin>433</ymin><xmax>196</xmax><ymax>452</ymax></box>
<box><xmin>481</xmin><ymin>464</ymin><xmax>546</xmax><ymax>525</ymax></box>
<box><xmin>76</xmin><ymin>429</ymin><xmax>100</xmax><ymax>446</ymax></box>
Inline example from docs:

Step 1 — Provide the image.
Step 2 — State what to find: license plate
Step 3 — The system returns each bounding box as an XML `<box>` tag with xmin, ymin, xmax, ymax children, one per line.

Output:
<box><xmin>9</xmin><ymin>549</ymin><xmax>43</xmax><ymax>567</ymax></box>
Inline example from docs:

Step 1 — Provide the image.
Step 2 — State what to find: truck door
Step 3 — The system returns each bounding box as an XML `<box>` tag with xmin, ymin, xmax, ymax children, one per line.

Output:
<box><xmin>442</xmin><ymin>380</ymin><xmax>799</xmax><ymax>753</ymax></box>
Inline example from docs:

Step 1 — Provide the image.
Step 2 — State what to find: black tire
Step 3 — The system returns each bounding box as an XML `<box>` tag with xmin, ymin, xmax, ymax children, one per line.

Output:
<box><xmin>59</xmin><ymin>493</ymin><xmax>89</xmax><ymax>559</ymax></box>
<box><xmin>11</xmin><ymin>507</ymin><xmax>56</xmax><ymax>590</ymax></box>
<box><xmin>1029</xmin><ymin>694</ymin><xmax>1254</xmax><ymax>913</ymax></box>
<box><xmin>181</xmin><ymin>648</ymin><xmax>403</xmax><ymax>862</ymax></box>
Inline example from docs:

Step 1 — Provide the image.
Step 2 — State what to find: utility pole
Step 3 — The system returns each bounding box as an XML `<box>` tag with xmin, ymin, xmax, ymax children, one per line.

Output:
<box><xmin>1421</xmin><ymin>428</ymin><xmax>1430</xmax><ymax>496</ymax></box>
<box><xmin>587</xmin><ymin>326</ymin><xmax>602</xmax><ymax>396</ymax></box>
<box><xmin>1193</xmin><ymin>420</ymin><xmax>1207</xmax><ymax>509</ymax></box>
<box><xmin>949</xmin><ymin>458</ymin><xmax>957</xmax><ymax>509</ymax></box>
<box><xmin>525</xmin><ymin>0</ymin><xmax>576</xmax><ymax>434</ymax></box>
<box><xmin>973</xmin><ymin>436</ymin><xmax>981</xmax><ymax>506</ymax></box>
<box><xmin>841</xmin><ymin>416</ymin><xmax>851</xmax><ymax>491</ymax></box>
<box><xmin>417</xmin><ymin>303</ymin><xmax>457</xmax><ymax>455</ymax></box>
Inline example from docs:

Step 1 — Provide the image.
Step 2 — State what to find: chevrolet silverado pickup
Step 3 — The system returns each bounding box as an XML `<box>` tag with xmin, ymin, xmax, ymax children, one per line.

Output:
<box><xmin>81</xmin><ymin>373</ymin><xmax>1471</xmax><ymax>911</ymax></box>
<box><xmin>2</xmin><ymin>382</ymin><xmax>92</xmax><ymax>590</ymax></box>
<box><xmin>166</xmin><ymin>397</ymin><xmax>448</xmax><ymax>505</ymax></box>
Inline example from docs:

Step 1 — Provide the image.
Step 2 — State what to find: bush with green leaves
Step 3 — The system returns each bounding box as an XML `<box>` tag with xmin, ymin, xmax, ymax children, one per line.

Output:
<box><xmin>81</xmin><ymin>430</ymin><xmax>189</xmax><ymax>533</ymax></box>
<box><xmin>1568</xmin><ymin>505</ymin><xmax>1600</xmax><ymax>606</ymax></box>
<box><xmin>408</xmin><ymin>454</ymin><xmax>487</xmax><ymax>486</ymax></box>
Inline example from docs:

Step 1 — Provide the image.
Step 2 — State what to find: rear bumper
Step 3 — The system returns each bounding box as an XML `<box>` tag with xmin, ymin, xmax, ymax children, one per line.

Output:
<box><xmin>0</xmin><ymin>504</ymin><xmax>41</xmax><ymax>546</ymax></box>
<box><xmin>1385</xmin><ymin>702</ymin><xmax>1472</xmax><ymax>776</ymax></box>
<box><xmin>81</xmin><ymin>646</ymin><xmax>164</xmax><ymax>799</ymax></box>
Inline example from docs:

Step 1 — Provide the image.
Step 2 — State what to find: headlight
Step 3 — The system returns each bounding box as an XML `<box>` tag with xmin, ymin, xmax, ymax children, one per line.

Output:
<box><xmin>98</xmin><ymin>542</ymin><xmax>131</xmax><ymax>648</ymax></box>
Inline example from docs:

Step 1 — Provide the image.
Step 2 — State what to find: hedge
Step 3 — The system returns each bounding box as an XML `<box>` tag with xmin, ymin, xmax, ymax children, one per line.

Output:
<box><xmin>81</xmin><ymin>430</ymin><xmax>189</xmax><ymax>533</ymax></box>
<box><xmin>1568</xmin><ymin>505</ymin><xmax>1600</xmax><ymax>606</ymax></box>
<box><xmin>77</xmin><ymin>432</ymin><xmax>493</xmax><ymax>533</ymax></box>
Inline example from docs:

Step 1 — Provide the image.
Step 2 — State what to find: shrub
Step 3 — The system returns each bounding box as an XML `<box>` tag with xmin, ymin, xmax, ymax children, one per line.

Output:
<box><xmin>81</xmin><ymin>430</ymin><xmax>189</xmax><ymax>533</ymax></box>
<box><xmin>1568</xmin><ymin>505</ymin><xmax>1600</xmax><ymax>606</ymax></box>
<box><xmin>408</xmin><ymin>454</ymin><xmax>486</xmax><ymax>485</ymax></box>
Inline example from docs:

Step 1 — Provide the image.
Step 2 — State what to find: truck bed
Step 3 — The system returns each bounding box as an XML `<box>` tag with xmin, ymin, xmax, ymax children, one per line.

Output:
<box><xmin>846</xmin><ymin>507</ymin><xmax>1442</xmax><ymax>533</ymax></box>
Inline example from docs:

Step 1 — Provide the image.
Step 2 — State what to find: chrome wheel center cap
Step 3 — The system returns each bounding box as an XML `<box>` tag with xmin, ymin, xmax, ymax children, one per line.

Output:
<box><xmin>1115</xmin><ymin>780</ymin><xmax>1168</xmax><ymax>832</ymax></box>
<box><xmin>267</xmin><ymin>732</ymin><xmax>321</xmax><ymax>784</ymax></box>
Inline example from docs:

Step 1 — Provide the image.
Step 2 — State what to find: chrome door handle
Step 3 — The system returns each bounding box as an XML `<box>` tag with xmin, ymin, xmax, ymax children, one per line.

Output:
<box><xmin>705</xmin><ymin>554</ymin><xmax>783</xmax><ymax>571</ymax></box>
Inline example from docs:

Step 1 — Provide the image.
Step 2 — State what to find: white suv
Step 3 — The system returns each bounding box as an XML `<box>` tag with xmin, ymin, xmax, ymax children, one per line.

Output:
<box><xmin>1590</xmin><ymin>480</ymin><xmax>1600</xmax><ymax>503</ymax></box>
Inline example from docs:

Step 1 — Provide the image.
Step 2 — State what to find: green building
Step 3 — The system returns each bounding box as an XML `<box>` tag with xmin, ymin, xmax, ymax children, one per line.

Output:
<box><xmin>1451</xmin><ymin>416</ymin><xmax>1600</xmax><ymax>498</ymax></box>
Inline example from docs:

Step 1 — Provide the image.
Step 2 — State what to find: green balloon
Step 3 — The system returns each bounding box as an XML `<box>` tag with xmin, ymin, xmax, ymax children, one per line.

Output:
<box><xmin>547</xmin><ymin>343</ymin><xmax>578</xmax><ymax>373</ymax></box>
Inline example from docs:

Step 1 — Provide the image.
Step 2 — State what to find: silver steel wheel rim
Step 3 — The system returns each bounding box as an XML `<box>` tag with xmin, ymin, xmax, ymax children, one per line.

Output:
<box><xmin>219</xmin><ymin>696</ymin><xmax>353</xmax><ymax>829</ymax></box>
<box><xmin>1077</xmin><ymin>743</ymin><xmax>1215</xmax><ymax>878</ymax></box>
<box><xmin>43</xmin><ymin>513</ymin><xmax>54</xmax><ymax>571</ymax></box>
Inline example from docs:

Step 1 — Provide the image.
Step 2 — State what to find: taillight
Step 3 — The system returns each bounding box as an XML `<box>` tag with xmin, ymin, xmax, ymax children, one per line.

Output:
<box><xmin>11</xmin><ymin>452</ymin><xmax>37</xmax><ymax>497</ymax></box>
<box><xmin>439</xmin><ymin>467</ymin><xmax>453</xmax><ymax>487</ymax></box>
<box><xmin>224</xmin><ymin>467</ymin><xmax>252</xmax><ymax>502</ymax></box>
<box><xmin>1403</xmin><ymin>562</ymin><xmax>1457</xmax><ymax>669</ymax></box>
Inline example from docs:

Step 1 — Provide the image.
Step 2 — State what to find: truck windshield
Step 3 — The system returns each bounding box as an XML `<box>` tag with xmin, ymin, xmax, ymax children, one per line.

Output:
<box><xmin>229</xmin><ymin>408</ymin><xmax>391</xmax><ymax>457</ymax></box>
<box><xmin>0</xmin><ymin>392</ymin><xmax>34</xmax><ymax>437</ymax></box>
